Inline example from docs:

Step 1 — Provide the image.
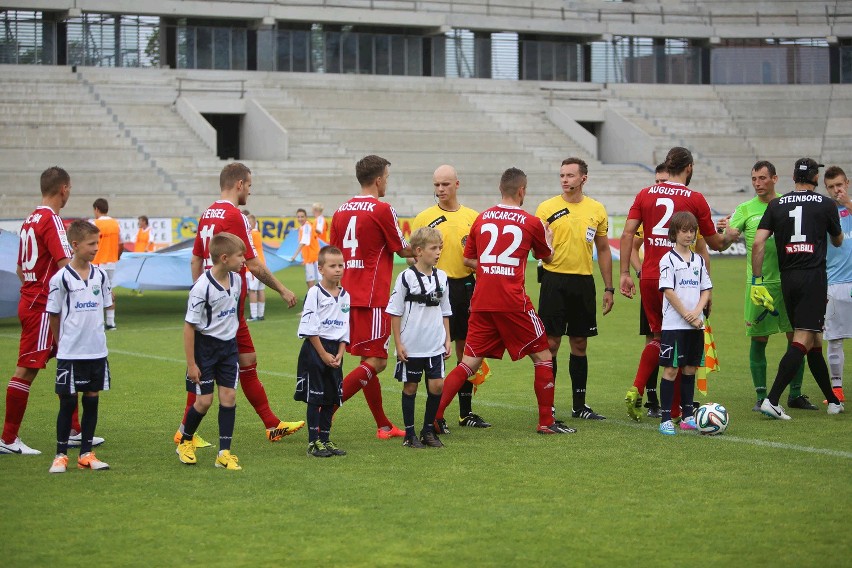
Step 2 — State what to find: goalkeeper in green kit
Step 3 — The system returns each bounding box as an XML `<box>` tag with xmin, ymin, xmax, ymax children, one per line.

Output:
<box><xmin>717</xmin><ymin>161</ymin><xmax>817</xmax><ymax>411</ymax></box>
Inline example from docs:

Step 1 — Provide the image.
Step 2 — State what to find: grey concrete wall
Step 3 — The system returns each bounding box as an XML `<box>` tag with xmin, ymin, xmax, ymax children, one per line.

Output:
<box><xmin>241</xmin><ymin>99</ymin><xmax>288</xmax><ymax>161</ymax></box>
<box><xmin>599</xmin><ymin>107</ymin><xmax>655</xmax><ymax>165</ymax></box>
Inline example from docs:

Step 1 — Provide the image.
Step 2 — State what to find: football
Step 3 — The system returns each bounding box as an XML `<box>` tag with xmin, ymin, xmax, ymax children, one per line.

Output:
<box><xmin>695</xmin><ymin>403</ymin><xmax>729</xmax><ymax>435</ymax></box>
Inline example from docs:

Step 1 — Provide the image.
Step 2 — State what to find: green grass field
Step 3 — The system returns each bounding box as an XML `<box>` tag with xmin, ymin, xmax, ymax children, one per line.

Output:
<box><xmin>1</xmin><ymin>257</ymin><xmax>850</xmax><ymax>567</ymax></box>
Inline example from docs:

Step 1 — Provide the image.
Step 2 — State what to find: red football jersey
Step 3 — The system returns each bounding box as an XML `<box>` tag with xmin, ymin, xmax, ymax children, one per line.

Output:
<box><xmin>465</xmin><ymin>204</ymin><xmax>552</xmax><ymax>312</ymax></box>
<box><xmin>192</xmin><ymin>200</ymin><xmax>257</xmax><ymax>272</ymax></box>
<box><xmin>330</xmin><ymin>195</ymin><xmax>408</xmax><ymax>308</ymax></box>
<box><xmin>628</xmin><ymin>182</ymin><xmax>716</xmax><ymax>280</ymax></box>
<box><xmin>18</xmin><ymin>205</ymin><xmax>72</xmax><ymax>310</ymax></box>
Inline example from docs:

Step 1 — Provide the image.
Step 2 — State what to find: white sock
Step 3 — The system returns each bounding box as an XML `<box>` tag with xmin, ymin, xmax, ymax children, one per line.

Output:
<box><xmin>106</xmin><ymin>310</ymin><xmax>115</xmax><ymax>326</ymax></box>
<box><xmin>250</xmin><ymin>302</ymin><xmax>258</xmax><ymax>319</ymax></box>
<box><xmin>827</xmin><ymin>339</ymin><xmax>844</xmax><ymax>388</ymax></box>
<box><xmin>258</xmin><ymin>302</ymin><xmax>265</xmax><ymax>318</ymax></box>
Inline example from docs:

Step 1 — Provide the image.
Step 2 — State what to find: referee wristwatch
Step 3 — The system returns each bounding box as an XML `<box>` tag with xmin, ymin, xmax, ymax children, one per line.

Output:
<box><xmin>604</xmin><ymin>287</ymin><xmax>615</xmax><ymax>293</ymax></box>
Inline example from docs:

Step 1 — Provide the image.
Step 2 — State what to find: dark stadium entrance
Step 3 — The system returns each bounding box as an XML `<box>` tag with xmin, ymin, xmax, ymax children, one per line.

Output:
<box><xmin>203</xmin><ymin>113</ymin><xmax>241</xmax><ymax>160</ymax></box>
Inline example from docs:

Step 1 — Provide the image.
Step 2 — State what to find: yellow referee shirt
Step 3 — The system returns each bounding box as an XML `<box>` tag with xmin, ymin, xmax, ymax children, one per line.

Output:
<box><xmin>411</xmin><ymin>204</ymin><xmax>478</xmax><ymax>279</ymax></box>
<box><xmin>535</xmin><ymin>195</ymin><xmax>608</xmax><ymax>275</ymax></box>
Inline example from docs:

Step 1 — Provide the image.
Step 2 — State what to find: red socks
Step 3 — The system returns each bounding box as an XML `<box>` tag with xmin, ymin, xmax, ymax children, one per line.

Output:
<box><xmin>181</xmin><ymin>392</ymin><xmax>197</xmax><ymax>426</ymax></box>
<box><xmin>239</xmin><ymin>363</ymin><xmax>279</xmax><ymax>429</ymax></box>
<box><xmin>633</xmin><ymin>340</ymin><xmax>661</xmax><ymax>395</ymax></box>
<box><xmin>342</xmin><ymin>363</ymin><xmax>392</xmax><ymax>429</ymax></box>
<box><xmin>438</xmin><ymin>363</ymin><xmax>474</xmax><ymax>420</ymax></box>
<box><xmin>2</xmin><ymin>378</ymin><xmax>30</xmax><ymax>443</ymax></box>
<box><xmin>534</xmin><ymin>361</ymin><xmax>555</xmax><ymax>427</ymax></box>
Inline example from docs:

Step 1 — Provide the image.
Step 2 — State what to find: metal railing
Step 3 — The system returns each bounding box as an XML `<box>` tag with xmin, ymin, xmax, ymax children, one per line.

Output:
<box><xmin>176</xmin><ymin>77</ymin><xmax>246</xmax><ymax>98</ymax></box>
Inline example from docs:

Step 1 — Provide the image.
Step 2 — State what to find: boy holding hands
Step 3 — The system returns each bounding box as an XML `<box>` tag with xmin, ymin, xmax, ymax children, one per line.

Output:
<box><xmin>177</xmin><ymin>233</ymin><xmax>245</xmax><ymax>470</ymax></box>
<box><xmin>47</xmin><ymin>220</ymin><xmax>113</xmax><ymax>473</ymax></box>
<box><xmin>387</xmin><ymin>227</ymin><xmax>452</xmax><ymax>449</ymax></box>
<box><xmin>295</xmin><ymin>246</ymin><xmax>350</xmax><ymax>458</ymax></box>
<box><xmin>658</xmin><ymin>212</ymin><xmax>712</xmax><ymax>436</ymax></box>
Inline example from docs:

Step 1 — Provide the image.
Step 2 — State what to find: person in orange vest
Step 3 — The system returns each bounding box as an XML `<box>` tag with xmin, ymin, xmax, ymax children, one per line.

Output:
<box><xmin>244</xmin><ymin>212</ymin><xmax>267</xmax><ymax>321</ymax></box>
<box><xmin>291</xmin><ymin>208</ymin><xmax>320</xmax><ymax>291</ymax></box>
<box><xmin>134</xmin><ymin>215</ymin><xmax>154</xmax><ymax>252</ymax></box>
<box><xmin>313</xmin><ymin>203</ymin><xmax>330</xmax><ymax>243</ymax></box>
<box><xmin>92</xmin><ymin>198</ymin><xmax>122</xmax><ymax>330</ymax></box>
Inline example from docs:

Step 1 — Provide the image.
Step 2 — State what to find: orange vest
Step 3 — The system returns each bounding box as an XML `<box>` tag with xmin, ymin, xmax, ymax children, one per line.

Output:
<box><xmin>251</xmin><ymin>229</ymin><xmax>266</xmax><ymax>265</ymax></box>
<box><xmin>315</xmin><ymin>215</ymin><xmax>330</xmax><ymax>243</ymax></box>
<box><xmin>303</xmin><ymin>221</ymin><xmax>320</xmax><ymax>264</ymax></box>
<box><xmin>93</xmin><ymin>216</ymin><xmax>121</xmax><ymax>264</ymax></box>
<box><xmin>134</xmin><ymin>227</ymin><xmax>151</xmax><ymax>252</ymax></box>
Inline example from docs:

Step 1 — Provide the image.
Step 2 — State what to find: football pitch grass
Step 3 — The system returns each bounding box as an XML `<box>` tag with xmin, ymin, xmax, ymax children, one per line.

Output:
<box><xmin>0</xmin><ymin>257</ymin><xmax>849</xmax><ymax>566</ymax></box>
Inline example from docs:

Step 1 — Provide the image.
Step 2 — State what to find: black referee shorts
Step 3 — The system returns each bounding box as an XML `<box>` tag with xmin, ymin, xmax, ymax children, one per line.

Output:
<box><xmin>781</xmin><ymin>269</ymin><xmax>828</xmax><ymax>332</ymax></box>
<box><xmin>538</xmin><ymin>271</ymin><xmax>598</xmax><ymax>338</ymax></box>
<box><xmin>447</xmin><ymin>275</ymin><xmax>475</xmax><ymax>342</ymax></box>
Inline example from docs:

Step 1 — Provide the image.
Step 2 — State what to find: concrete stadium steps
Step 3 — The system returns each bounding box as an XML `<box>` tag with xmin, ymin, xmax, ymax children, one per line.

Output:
<box><xmin>0</xmin><ymin>65</ymin><xmax>179</xmax><ymax>219</ymax></box>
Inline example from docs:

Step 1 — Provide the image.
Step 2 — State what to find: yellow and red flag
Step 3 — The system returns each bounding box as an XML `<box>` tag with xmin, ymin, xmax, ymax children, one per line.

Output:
<box><xmin>697</xmin><ymin>319</ymin><xmax>720</xmax><ymax>396</ymax></box>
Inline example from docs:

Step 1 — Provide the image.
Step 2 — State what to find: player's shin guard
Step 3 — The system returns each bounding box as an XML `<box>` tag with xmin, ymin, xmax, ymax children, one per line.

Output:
<box><xmin>79</xmin><ymin>395</ymin><xmax>99</xmax><ymax>455</ymax></box>
<box><xmin>806</xmin><ymin>348</ymin><xmax>840</xmax><ymax>404</ymax></box>
<box><xmin>439</xmin><ymin>364</ymin><xmax>474</xmax><ymax>420</ymax></box>
<box><xmin>239</xmin><ymin>363</ymin><xmax>279</xmax><ymax>429</ymax></box>
<box><xmin>183</xmin><ymin>406</ymin><xmax>205</xmax><ymax>441</ymax></box>
<box><xmin>361</xmin><ymin>372</ymin><xmax>392</xmax><ymax>429</ymax></box>
<box><xmin>827</xmin><ymin>339</ymin><xmax>844</xmax><ymax>388</ymax></box>
<box><xmin>749</xmin><ymin>338</ymin><xmax>768</xmax><ymax>400</ymax></box>
<box><xmin>402</xmin><ymin>392</ymin><xmax>416</xmax><ymax>438</ymax></box>
<box><xmin>457</xmin><ymin>380</ymin><xmax>474</xmax><ymax>417</ymax></box>
<box><xmin>342</xmin><ymin>363</ymin><xmax>375</xmax><ymax>402</ymax></box>
<box><xmin>424</xmin><ymin>390</ymin><xmax>441</xmax><ymax>432</ymax></box>
<box><xmin>660</xmin><ymin>379</ymin><xmax>674</xmax><ymax>424</ymax></box>
<box><xmin>218</xmin><ymin>404</ymin><xmax>235</xmax><ymax>452</ymax></box>
<box><xmin>789</xmin><ymin>357</ymin><xmax>805</xmax><ymax>399</ymax></box>
<box><xmin>633</xmin><ymin>340</ymin><xmax>660</xmax><ymax>395</ymax></box>
<box><xmin>569</xmin><ymin>354</ymin><xmax>588</xmax><ymax>411</ymax></box>
<box><xmin>306</xmin><ymin>404</ymin><xmax>320</xmax><ymax>443</ymax></box>
<box><xmin>2</xmin><ymin>378</ymin><xmax>31</xmax><ymax>444</ymax></box>
<box><xmin>767</xmin><ymin>342</ymin><xmax>808</xmax><ymax>405</ymax></box>
<box><xmin>680</xmin><ymin>374</ymin><xmax>696</xmax><ymax>418</ymax></box>
<box><xmin>533</xmin><ymin>360</ymin><xmax>555</xmax><ymax>427</ymax></box>
<box><xmin>56</xmin><ymin>395</ymin><xmax>76</xmax><ymax>456</ymax></box>
<box><xmin>318</xmin><ymin>406</ymin><xmax>332</xmax><ymax>443</ymax></box>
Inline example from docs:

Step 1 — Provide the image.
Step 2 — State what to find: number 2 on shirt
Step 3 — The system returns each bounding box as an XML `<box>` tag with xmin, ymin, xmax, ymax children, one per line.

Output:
<box><xmin>480</xmin><ymin>223</ymin><xmax>522</xmax><ymax>266</ymax></box>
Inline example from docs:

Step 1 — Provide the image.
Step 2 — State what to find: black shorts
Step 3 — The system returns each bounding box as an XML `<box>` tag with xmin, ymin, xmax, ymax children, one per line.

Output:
<box><xmin>187</xmin><ymin>333</ymin><xmax>239</xmax><ymax>395</ymax></box>
<box><xmin>781</xmin><ymin>269</ymin><xmax>828</xmax><ymax>332</ymax></box>
<box><xmin>393</xmin><ymin>355</ymin><xmax>445</xmax><ymax>383</ymax></box>
<box><xmin>659</xmin><ymin>329</ymin><xmax>704</xmax><ymax>368</ymax></box>
<box><xmin>294</xmin><ymin>338</ymin><xmax>343</xmax><ymax>406</ymax></box>
<box><xmin>447</xmin><ymin>275</ymin><xmax>475</xmax><ymax>341</ymax></box>
<box><xmin>55</xmin><ymin>357</ymin><xmax>111</xmax><ymax>395</ymax></box>
<box><xmin>639</xmin><ymin>302</ymin><xmax>651</xmax><ymax>336</ymax></box>
<box><xmin>538</xmin><ymin>271</ymin><xmax>598</xmax><ymax>338</ymax></box>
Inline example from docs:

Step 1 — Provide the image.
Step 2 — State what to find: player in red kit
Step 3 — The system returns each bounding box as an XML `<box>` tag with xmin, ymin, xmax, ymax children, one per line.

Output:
<box><xmin>1</xmin><ymin>167</ymin><xmax>76</xmax><ymax>455</ymax></box>
<box><xmin>331</xmin><ymin>155</ymin><xmax>414</xmax><ymax>439</ymax></box>
<box><xmin>619</xmin><ymin>147</ymin><xmax>724</xmax><ymax>421</ymax></box>
<box><xmin>174</xmin><ymin>163</ymin><xmax>304</xmax><ymax>447</ymax></box>
<box><xmin>435</xmin><ymin>167</ymin><xmax>573</xmax><ymax>434</ymax></box>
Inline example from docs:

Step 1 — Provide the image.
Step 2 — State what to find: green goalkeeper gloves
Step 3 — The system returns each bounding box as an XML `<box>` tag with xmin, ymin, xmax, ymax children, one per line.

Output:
<box><xmin>750</xmin><ymin>276</ymin><xmax>774</xmax><ymax>312</ymax></box>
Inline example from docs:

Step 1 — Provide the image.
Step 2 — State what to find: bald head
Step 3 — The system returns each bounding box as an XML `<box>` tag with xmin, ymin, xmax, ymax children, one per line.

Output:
<box><xmin>433</xmin><ymin>164</ymin><xmax>460</xmax><ymax>209</ymax></box>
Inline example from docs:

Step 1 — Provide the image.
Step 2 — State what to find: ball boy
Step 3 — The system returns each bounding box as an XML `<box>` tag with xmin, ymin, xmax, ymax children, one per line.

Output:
<box><xmin>657</xmin><ymin>212</ymin><xmax>712</xmax><ymax>436</ymax></box>
<box><xmin>295</xmin><ymin>246</ymin><xmax>350</xmax><ymax>458</ymax></box>
<box><xmin>387</xmin><ymin>227</ymin><xmax>452</xmax><ymax>449</ymax></box>
<box><xmin>47</xmin><ymin>220</ymin><xmax>113</xmax><ymax>473</ymax></box>
<box><xmin>177</xmin><ymin>233</ymin><xmax>245</xmax><ymax>470</ymax></box>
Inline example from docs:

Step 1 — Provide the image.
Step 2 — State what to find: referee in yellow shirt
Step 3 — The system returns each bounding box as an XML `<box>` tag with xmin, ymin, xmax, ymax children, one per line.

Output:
<box><xmin>410</xmin><ymin>165</ymin><xmax>491</xmax><ymax>432</ymax></box>
<box><xmin>535</xmin><ymin>158</ymin><xmax>613</xmax><ymax>422</ymax></box>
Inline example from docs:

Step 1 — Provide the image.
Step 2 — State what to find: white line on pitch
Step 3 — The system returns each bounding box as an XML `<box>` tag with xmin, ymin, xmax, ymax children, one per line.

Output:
<box><xmin>110</xmin><ymin>348</ymin><xmax>852</xmax><ymax>460</ymax></box>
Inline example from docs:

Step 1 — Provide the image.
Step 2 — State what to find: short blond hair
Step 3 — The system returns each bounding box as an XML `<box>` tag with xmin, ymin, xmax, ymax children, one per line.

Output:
<box><xmin>409</xmin><ymin>227</ymin><xmax>442</xmax><ymax>251</ymax></box>
<box><xmin>210</xmin><ymin>232</ymin><xmax>245</xmax><ymax>264</ymax></box>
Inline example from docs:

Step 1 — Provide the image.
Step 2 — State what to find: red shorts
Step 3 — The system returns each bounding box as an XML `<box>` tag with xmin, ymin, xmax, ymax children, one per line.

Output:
<box><xmin>17</xmin><ymin>304</ymin><xmax>54</xmax><ymax>369</ymax></box>
<box><xmin>236</xmin><ymin>316</ymin><xmax>255</xmax><ymax>354</ymax></box>
<box><xmin>348</xmin><ymin>307</ymin><xmax>390</xmax><ymax>358</ymax></box>
<box><xmin>465</xmin><ymin>310</ymin><xmax>549</xmax><ymax>361</ymax></box>
<box><xmin>640</xmin><ymin>279</ymin><xmax>664</xmax><ymax>334</ymax></box>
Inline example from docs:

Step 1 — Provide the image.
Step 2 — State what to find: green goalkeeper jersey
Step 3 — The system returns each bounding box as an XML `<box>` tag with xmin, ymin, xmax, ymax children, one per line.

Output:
<box><xmin>729</xmin><ymin>195</ymin><xmax>780</xmax><ymax>283</ymax></box>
